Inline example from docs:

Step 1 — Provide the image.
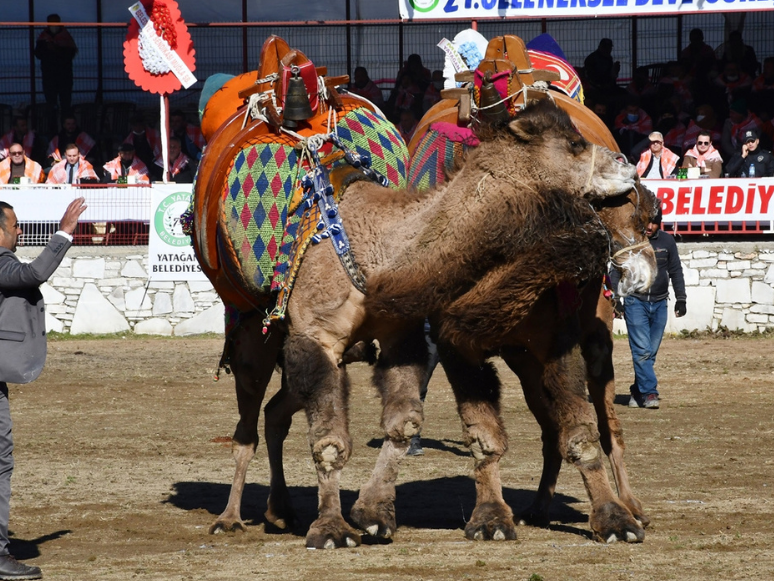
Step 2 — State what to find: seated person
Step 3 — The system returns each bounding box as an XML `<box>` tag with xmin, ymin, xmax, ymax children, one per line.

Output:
<box><xmin>713</xmin><ymin>61</ymin><xmax>753</xmax><ymax>105</ymax></box>
<box><xmin>169</xmin><ymin>110</ymin><xmax>205</xmax><ymax>160</ymax></box>
<box><xmin>154</xmin><ymin>137</ymin><xmax>196</xmax><ymax>184</ymax></box>
<box><xmin>46</xmin><ymin>142</ymin><xmax>98</xmax><ymax>184</ymax></box>
<box><xmin>721</xmin><ymin>99</ymin><xmax>762</xmax><ymax>160</ymax></box>
<box><xmin>348</xmin><ymin>66</ymin><xmax>384</xmax><ymax>108</ymax></box>
<box><xmin>124</xmin><ymin>115</ymin><xmax>161</xmax><ymax>180</ymax></box>
<box><xmin>681</xmin><ymin>131</ymin><xmax>723</xmax><ymax>178</ymax></box>
<box><xmin>0</xmin><ymin>116</ymin><xmax>47</xmax><ymax>165</ymax></box>
<box><xmin>636</xmin><ymin>131</ymin><xmax>680</xmax><ymax>178</ymax></box>
<box><xmin>614</xmin><ymin>98</ymin><xmax>653</xmax><ymax>160</ymax></box>
<box><xmin>422</xmin><ymin>70</ymin><xmax>444</xmax><ymax>113</ymax></box>
<box><xmin>682</xmin><ymin>104</ymin><xmax>722</xmax><ymax>152</ymax></box>
<box><xmin>397</xmin><ymin>108</ymin><xmax>418</xmax><ymax>145</ymax></box>
<box><xmin>725</xmin><ymin>129</ymin><xmax>774</xmax><ymax>178</ymax></box>
<box><xmin>0</xmin><ymin>144</ymin><xmax>46</xmax><ymax>184</ymax></box>
<box><xmin>102</xmin><ymin>142</ymin><xmax>150</xmax><ymax>183</ymax></box>
<box><xmin>47</xmin><ymin>115</ymin><xmax>96</xmax><ymax>164</ymax></box>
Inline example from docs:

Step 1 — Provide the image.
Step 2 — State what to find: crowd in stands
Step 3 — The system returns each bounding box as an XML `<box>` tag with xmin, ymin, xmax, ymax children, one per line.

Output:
<box><xmin>0</xmin><ymin>109</ymin><xmax>201</xmax><ymax>186</ymax></box>
<box><xmin>583</xmin><ymin>29</ymin><xmax>774</xmax><ymax>178</ymax></box>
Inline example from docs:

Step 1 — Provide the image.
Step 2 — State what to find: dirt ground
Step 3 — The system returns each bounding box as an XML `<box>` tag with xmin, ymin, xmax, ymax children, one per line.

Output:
<box><xmin>5</xmin><ymin>334</ymin><xmax>773</xmax><ymax>580</ymax></box>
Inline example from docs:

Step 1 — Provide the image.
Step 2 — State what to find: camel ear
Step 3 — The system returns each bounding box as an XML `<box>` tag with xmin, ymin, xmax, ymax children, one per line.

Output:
<box><xmin>507</xmin><ymin>117</ymin><xmax>539</xmax><ymax>142</ymax></box>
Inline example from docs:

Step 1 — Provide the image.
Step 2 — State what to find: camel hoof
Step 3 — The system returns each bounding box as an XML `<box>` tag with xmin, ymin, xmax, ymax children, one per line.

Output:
<box><xmin>350</xmin><ymin>500</ymin><xmax>396</xmax><ymax>539</ymax></box>
<box><xmin>306</xmin><ymin>516</ymin><xmax>362</xmax><ymax>549</ymax></box>
<box><xmin>465</xmin><ymin>502</ymin><xmax>518</xmax><ymax>542</ymax></box>
<box><xmin>208</xmin><ymin>519</ymin><xmax>247</xmax><ymax>534</ymax></box>
<box><xmin>517</xmin><ymin>507</ymin><xmax>550</xmax><ymax>529</ymax></box>
<box><xmin>591</xmin><ymin>501</ymin><xmax>645</xmax><ymax>544</ymax></box>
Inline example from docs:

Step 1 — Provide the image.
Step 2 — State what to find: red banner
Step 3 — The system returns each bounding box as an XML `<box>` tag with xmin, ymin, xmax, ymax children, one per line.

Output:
<box><xmin>644</xmin><ymin>178</ymin><xmax>774</xmax><ymax>224</ymax></box>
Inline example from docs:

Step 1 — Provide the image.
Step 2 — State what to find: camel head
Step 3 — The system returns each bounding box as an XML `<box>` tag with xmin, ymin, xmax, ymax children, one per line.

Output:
<box><xmin>596</xmin><ymin>181</ymin><xmax>659</xmax><ymax>296</ymax></box>
<box><xmin>505</xmin><ymin>99</ymin><xmax>637</xmax><ymax>200</ymax></box>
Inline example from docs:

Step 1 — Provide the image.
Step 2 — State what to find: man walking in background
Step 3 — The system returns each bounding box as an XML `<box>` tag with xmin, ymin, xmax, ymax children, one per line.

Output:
<box><xmin>611</xmin><ymin>208</ymin><xmax>686</xmax><ymax>409</ymax></box>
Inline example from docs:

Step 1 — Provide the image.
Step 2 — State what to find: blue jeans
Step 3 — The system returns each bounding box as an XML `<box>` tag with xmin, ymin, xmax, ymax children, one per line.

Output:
<box><xmin>623</xmin><ymin>296</ymin><xmax>667</xmax><ymax>397</ymax></box>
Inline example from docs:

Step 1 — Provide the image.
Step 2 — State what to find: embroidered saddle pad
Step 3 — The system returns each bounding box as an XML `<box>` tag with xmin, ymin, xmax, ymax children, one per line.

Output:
<box><xmin>220</xmin><ymin>106</ymin><xmax>409</xmax><ymax>305</ymax></box>
<box><xmin>408</xmin><ymin>122</ymin><xmax>479</xmax><ymax>192</ymax></box>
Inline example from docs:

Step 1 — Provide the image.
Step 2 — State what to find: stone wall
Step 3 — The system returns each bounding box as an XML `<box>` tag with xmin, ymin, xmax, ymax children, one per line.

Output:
<box><xmin>613</xmin><ymin>240</ymin><xmax>774</xmax><ymax>336</ymax></box>
<box><xmin>18</xmin><ymin>241</ymin><xmax>774</xmax><ymax>336</ymax></box>
<box><xmin>18</xmin><ymin>246</ymin><xmax>225</xmax><ymax>336</ymax></box>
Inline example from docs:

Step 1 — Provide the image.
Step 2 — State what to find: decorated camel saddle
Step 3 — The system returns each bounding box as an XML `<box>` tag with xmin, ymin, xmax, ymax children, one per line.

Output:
<box><xmin>409</xmin><ymin>33</ymin><xmax>619</xmax><ymax>192</ymax></box>
<box><xmin>188</xmin><ymin>36</ymin><xmax>409</xmax><ymax>330</ymax></box>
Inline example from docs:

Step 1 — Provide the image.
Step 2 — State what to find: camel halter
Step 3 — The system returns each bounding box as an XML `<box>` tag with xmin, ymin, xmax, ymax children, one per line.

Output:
<box><xmin>611</xmin><ymin>239</ymin><xmax>651</xmax><ymax>266</ymax></box>
<box><xmin>584</xmin><ymin>143</ymin><xmax>597</xmax><ymax>192</ymax></box>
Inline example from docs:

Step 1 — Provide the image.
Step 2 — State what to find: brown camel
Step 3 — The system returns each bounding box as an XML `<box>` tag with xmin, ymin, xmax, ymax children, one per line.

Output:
<box><xmin>203</xmin><ymin>99</ymin><xmax>655</xmax><ymax>547</ymax></box>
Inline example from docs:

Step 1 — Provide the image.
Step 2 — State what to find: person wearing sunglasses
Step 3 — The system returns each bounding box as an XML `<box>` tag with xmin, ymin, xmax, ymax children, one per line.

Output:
<box><xmin>636</xmin><ymin>131</ymin><xmax>680</xmax><ymax>179</ymax></box>
<box><xmin>725</xmin><ymin>129</ymin><xmax>774</xmax><ymax>178</ymax></box>
<box><xmin>0</xmin><ymin>145</ymin><xmax>45</xmax><ymax>185</ymax></box>
<box><xmin>682</xmin><ymin>131</ymin><xmax>723</xmax><ymax>178</ymax></box>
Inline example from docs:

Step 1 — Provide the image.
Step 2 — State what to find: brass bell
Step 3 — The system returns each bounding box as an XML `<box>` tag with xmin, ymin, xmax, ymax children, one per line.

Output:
<box><xmin>283</xmin><ymin>66</ymin><xmax>314</xmax><ymax>128</ymax></box>
<box><xmin>478</xmin><ymin>76</ymin><xmax>510</xmax><ymax>124</ymax></box>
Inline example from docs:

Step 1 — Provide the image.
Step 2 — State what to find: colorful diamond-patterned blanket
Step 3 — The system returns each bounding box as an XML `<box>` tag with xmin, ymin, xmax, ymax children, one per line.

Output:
<box><xmin>220</xmin><ymin>106</ymin><xmax>409</xmax><ymax>310</ymax></box>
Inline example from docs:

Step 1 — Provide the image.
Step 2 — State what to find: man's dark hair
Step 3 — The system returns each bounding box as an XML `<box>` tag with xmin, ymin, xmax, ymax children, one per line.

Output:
<box><xmin>168</xmin><ymin>136</ymin><xmax>182</xmax><ymax>146</ymax></box>
<box><xmin>697</xmin><ymin>130</ymin><xmax>712</xmax><ymax>140</ymax></box>
<box><xmin>0</xmin><ymin>202</ymin><xmax>14</xmax><ymax>230</ymax></box>
<box><xmin>64</xmin><ymin>143</ymin><xmax>79</xmax><ymax>152</ymax></box>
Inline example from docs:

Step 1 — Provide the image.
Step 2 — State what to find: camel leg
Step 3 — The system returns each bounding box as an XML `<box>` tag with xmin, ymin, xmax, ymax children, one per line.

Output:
<box><xmin>350</xmin><ymin>325</ymin><xmax>427</xmax><ymax>539</ymax></box>
<box><xmin>209</xmin><ymin>324</ymin><xmax>284</xmax><ymax>534</ymax></box>
<box><xmin>263</xmin><ymin>371</ymin><xmax>303</xmax><ymax>531</ymax></box>
<box><xmin>283</xmin><ymin>332</ymin><xmax>361</xmax><ymax>549</ymax></box>
<box><xmin>582</xmin><ymin>302</ymin><xmax>650</xmax><ymax>528</ymax></box>
<box><xmin>538</xmin><ymin>342</ymin><xmax>645</xmax><ymax>543</ymax></box>
<box><xmin>438</xmin><ymin>343</ymin><xmax>516</xmax><ymax>542</ymax></box>
<box><xmin>500</xmin><ymin>348</ymin><xmax>562</xmax><ymax>528</ymax></box>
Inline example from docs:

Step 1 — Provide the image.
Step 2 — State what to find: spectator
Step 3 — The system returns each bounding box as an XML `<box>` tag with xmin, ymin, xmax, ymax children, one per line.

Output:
<box><xmin>636</xmin><ymin>131</ymin><xmax>680</xmax><ymax>178</ymax></box>
<box><xmin>721</xmin><ymin>99</ymin><xmax>762</xmax><ymax>160</ymax></box>
<box><xmin>348</xmin><ymin>66</ymin><xmax>384</xmax><ymax>108</ymax></box>
<box><xmin>657</xmin><ymin>61</ymin><xmax>693</xmax><ymax>113</ymax></box>
<box><xmin>0</xmin><ymin>117</ymin><xmax>46</xmax><ymax>164</ymax></box>
<box><xmin>47</xmin><ymin>115</ymin><xmax>95</xmax><ymax>165</ymax></box>
<box><xmin>752</xmin><ymin>56</ymin><xmax>774</xmax><ymax>93</ymax></box>
<box><xmin>725</xmin><ymin>129</ymin><xmax>774</xmax><ymax>178</ymax></box>
<box><xmin>654</xmin><ymin>104</ymin><xmax>686</xmax><ymax>154</ymax></box>
<box><xmin>682</xmin><ymin>130</ymin><xmax>723</xmax><ymax>178</ymax></box>
<box><xmin>614</xmin><ymin>98</ymin><xmax>653</xmax><ymax>160</ymax></box>
<box><xmin>102</xmin><ymin>143</ymin><xmax>150</xmax><ymax>184</ymax></box>
<box><xmin>583</xmin><ymin>38</ymin><xmax>620</xmax><ymax>92</ymax></box>
<box><xmin>154</xmin><ymin>137</ymin><xmax>196</xmax><ymax>184</ymax></box>
<box><xmin>422</xmin><ymin>70</ymin><xmax>444</xmax><ymax>113</ymax></box>
<box><xmin>397</xmin><ymin>108</ymin><xmax>418</xmax><ymax>145</ymax></box>
<box><xmin>679</xmin><ymin>28</ymin><xmax>716</xmax><ymax>86</ymax></box>
<box><xmin>46</xmin><ymin>143</ymin><xmax>97</xmax><ymax>184</ymax></box>
<box><xmin>682</xmin><ymin>104</ymin><xmax>722</xmax><ymax>152</ymax></box>
<box><xmin>626</xmin><ymin>66</ymin><xmax>657</xmax><ymax>114</ymax></box>
<box><xmin>716</xmin><ymin>30</ymin><xmax>759</xmax><ymax>79</ymax></box>
<box><xmin>124</xmin><ymin>115</ymin><xmax>161</xmax><ymax>180</ymax></box>
<box><xmin>713</xmin><ymin>61</ymin><xmax>753</xmax><ymax>105</ymax></box>
<box><xmin>610</xmin><ymin>207</ymin><xmax>686</xmax><ymax>410</ymax></box>
<box><xmin>588</xmin><ymin>98</ymin><xmax>614</xmax><ymax>130</ymax></box>
<box><xmin>169</xmin><ymin>110</ymin><xmax>205</xmax><ymax>160</ymax></box>
<box><xmin>0</xmin><ymin>145</ymin><xmax>45</xmax><ymax>184</ymax></box>
<box><xmin>34</xmin><ymin>14</ymin><xmax>77</xmax><ymax>133</ymax></box>
<box><xmin>388</xmin><ymin>54</ymin><xmax>430</xmax><ymax>120</ymax></box>
<box><xmin>0</xmin><ymin>197</ymin><xmax>87</xmax><ymax>581</ymax></box>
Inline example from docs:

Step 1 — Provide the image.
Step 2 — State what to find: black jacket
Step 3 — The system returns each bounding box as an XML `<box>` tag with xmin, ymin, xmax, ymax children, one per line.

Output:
<box><xmin>610</xmin><ymin>228</ymin><xmax>686</xmax><ymax>303</ymax></box>
<box><xmin>725</xmin><ymin>147</ymin><xmax>774</xmax><ymax>177</ymax></box>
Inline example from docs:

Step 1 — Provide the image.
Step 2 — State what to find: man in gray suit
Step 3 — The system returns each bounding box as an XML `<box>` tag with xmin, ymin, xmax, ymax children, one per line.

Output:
<box><xmin>0</xmin><ymin>197</ymin><xmax>85</xmax><ymax>580</ymax></box>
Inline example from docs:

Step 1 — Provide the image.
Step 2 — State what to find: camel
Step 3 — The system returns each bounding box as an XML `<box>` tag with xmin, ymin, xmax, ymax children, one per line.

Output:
<box><xmin>198</xmin><ymin>99</ymin><xmax>657</xmax><ymax>547</ymax></box>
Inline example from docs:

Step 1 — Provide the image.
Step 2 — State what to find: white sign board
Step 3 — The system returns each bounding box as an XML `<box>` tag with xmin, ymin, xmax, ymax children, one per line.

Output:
<box><xmin>147</xmin><ymin>184</ymin><xmax>207</xmax><ymax>281</ymax></box>
<box><xmin>399</xmin><ymin>0</ymin><xmax>773</xmax><ymax>20</ymax></box>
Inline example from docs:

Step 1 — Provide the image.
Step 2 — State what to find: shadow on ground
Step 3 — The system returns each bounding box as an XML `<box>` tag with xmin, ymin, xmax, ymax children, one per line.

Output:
<box><xmin>9</xmin><ymin>530</ymin><xmax>70</xmax><ymax>560</ymax></box>
<box><xmin>166</xmin><ymin>475</ymin><xmax>588</xmax><ymax>538</ymax></box>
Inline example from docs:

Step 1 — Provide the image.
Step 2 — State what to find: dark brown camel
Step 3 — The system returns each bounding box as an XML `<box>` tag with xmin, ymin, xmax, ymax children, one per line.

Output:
<box><xmin>205</xmin><ymin>99</ymin><xmax>655</xmax><ymax>547</ymax></box>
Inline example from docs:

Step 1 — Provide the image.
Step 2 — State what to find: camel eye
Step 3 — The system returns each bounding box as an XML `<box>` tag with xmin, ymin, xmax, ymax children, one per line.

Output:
<box><xmin>569</xmin><ymin>140</ymin><xmax>584</xmax><ymax>150</ymax></box>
